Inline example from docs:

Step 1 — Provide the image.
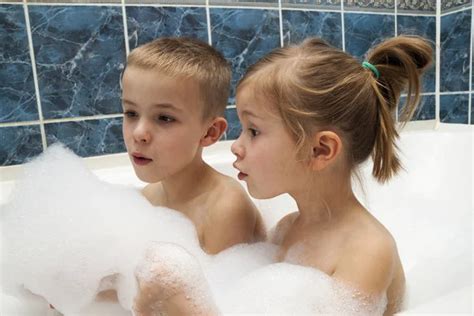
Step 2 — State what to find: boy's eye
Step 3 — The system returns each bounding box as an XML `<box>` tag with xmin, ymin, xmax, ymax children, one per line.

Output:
<box><xmin>123</xmin><ymin>110</ymin><xmax>137</xmax><ymax>118</ymax></box>
<box><xmin>248</xmin><ymin>128</ymin><xmax>260</xmax><ymax>137</ymax></box>
<box><xmin>157</xmin><ymin>115</ymin><xmax>175</xmax><ymax>123</ymax></box>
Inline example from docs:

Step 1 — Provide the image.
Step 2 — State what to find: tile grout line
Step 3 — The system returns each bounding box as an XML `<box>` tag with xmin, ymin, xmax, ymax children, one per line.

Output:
<box><xmin>394</xmin><ymin>0</ymin><xmax>398</xmax><ymax>122</ymax></box>
<box><xmin>341</xmin><ymin>0</ymin><xmax>345</xmax><ymax>52</ymax></box>
<box><xmin>0</xmin><ymin>114</ymin><xmax>124</xmax><ymax>128</ymax></box>
<box><xmin>121</xmin><ymin>0</ymin><xmax>130</xmax><ymax>56</ymax></box>
<box><xmin>206</xmin><ymin>0</ymin><xmax>212</xmax><ymax>46</ymax></box>
<box><xmin>435</xmin><ymin>0</ymin><xmax>441</xmax><ymax>123</ymax></box>
<box><xmin>22</xmin><ymin>0</ymin><xmax>47</xmax><ymax>150</ymax></box>
<box><xmin>394</xmin><ymin>0</ymin><xmax>398</xmax><ymax>37</ymax></box>
<box><xmin>469</xmin><ymin>2</ymin><xmax>473</xmax><ymax>124</ymax></box>
<box><xmin>278</xmin><ymin>0</ymin><xmax>283</xmax><ymax>48</ymax></box>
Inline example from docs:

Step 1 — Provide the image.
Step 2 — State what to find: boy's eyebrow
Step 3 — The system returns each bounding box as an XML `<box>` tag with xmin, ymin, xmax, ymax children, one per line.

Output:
<box><xmin>122</xmin><ymin>99</ymin><xmax>183</xmax><ymax>112</ymax></box>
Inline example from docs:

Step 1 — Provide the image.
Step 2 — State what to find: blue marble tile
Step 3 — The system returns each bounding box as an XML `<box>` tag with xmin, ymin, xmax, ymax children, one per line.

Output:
<box><xmin>399</xmin><ymin>94</ymin><xmax>435</xmax><ymax>120</ymax></box>
<box><xmin>440</xmin><ymin>10</ymin><xmax>471</xmax><ymax>92</ymax></box>
<box><xmin>29</xmin><ymin>6</ymin><xmax>126</xmax><ymax>119</ymax></box>
<box><xmin>210</xmin><ymin>8</ymin><xmax>281</xmax><ymax>103</ymax></box>
<box><xmin>398</xmin><ymin>0</ymin><xmax>436</xmax><ymax>13</ymax></box>
<box><xmin>471</xmin><ymin>94</ymin><xmax>473</xmax><ymax>124</ymax></box>
<box><xmin>0</xmin><ymin>125</ymin><xmax>43</xmax><ymax>166</ymax></box>
<box><xmin>127</xmin><ymin>6</ymin><xmax>208</xmax><ymax>50</ymax></box>
<box><xmin>45</xmin><ymin>117</ymin><xmax>125</xmax><ymax>157</ymax></box>
<box><xmin>397</xmin><ymin>15</ymin><xmax>436</xmax><ymax>93</ymax></box>
<box><xmin>344</xmin><ymin>13</ymin><xmax>395</xmax><ymax>59</ymax></box>
<box><xmin>282</xmin><ymin>10</ymin><xmax>342</xmax><ymax>49</ymax></box>
<box><xmin>224</xmin><ymin>107</ymin><xmax>241</xmax><ymax>140</ymax></box>
<box><xmin>0</xmin><ymin>4</ymin><xmax>38</xmax><ymax>123</ymax></box>
<box><xmin>440</xmin><ymin>94</ymin><xmax>469</xmax><ymax>123</ymax></box>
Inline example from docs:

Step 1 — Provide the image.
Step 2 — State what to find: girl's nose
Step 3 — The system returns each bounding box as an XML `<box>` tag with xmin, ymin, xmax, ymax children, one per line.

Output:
<box><xmin>231</xmin><ymin>136</ymin><xmax>245</xmax><ymax>159</ymax></box>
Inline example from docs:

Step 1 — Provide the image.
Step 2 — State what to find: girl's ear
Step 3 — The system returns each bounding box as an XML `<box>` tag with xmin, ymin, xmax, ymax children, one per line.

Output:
<box><xmin>200</xmin><ymin>117</ymin><xmax>228</xmax><ymax>147</ymax></box>
<box><xmin>310</xmin><ymin>131</ymin><xmax>343</xmax><ymax>171</ymax></box>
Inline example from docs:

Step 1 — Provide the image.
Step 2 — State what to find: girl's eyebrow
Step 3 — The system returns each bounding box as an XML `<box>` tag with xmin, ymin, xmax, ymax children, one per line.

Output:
<box><xmin>241</xmin><ymin>110</ymin><xmax>262</xmax><ymax>119</ymax></box>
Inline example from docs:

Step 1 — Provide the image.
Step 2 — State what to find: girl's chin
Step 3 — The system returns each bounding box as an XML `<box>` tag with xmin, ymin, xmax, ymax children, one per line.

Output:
<box><xmin>247</xmin><ymin>187</ymin><xmax>280</xmax><ymax>200</ymax></box>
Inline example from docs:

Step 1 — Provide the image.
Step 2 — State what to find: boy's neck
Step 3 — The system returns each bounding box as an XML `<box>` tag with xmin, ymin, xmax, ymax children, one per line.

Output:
<box><xmin>159</xmin><ymin>156</ymin><xmax>215</xmax><ymax>206</ymax></box>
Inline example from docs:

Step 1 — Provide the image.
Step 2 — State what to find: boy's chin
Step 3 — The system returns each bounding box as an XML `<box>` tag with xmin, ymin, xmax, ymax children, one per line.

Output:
<box><xmin>135</xmin><ymin>171</ymin><xmax>162</xmax><ymax>184</ymax></box>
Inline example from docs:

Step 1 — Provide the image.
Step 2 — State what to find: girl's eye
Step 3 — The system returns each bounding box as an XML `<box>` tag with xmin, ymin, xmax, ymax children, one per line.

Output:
<box><xmin>123</xmin><ymin>111</ymin><xmax>137</xmax><ymax>118</ymax></box>
<box><xmin>248</xmin><ymin>128</ymin><xmax>260</xmax><ymax>137</ymax></box>
<box><xmin>158</xmin><ymin>115</ymin><xmax>175</xmax><ymax>123</ymax></box>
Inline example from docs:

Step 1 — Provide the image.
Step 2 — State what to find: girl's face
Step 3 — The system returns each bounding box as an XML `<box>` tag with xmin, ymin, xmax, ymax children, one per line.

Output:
<box><xmin>231</xmin><ymin>86</ymin><xmax>308</xmax><ymax>199</ymax></box>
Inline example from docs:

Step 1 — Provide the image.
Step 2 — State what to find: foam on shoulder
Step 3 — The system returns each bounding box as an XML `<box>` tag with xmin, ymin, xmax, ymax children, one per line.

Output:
<box><xmin>1</xmin><ymin>144</ymin><xmax>202</xmax><ymax>313</ymax></box>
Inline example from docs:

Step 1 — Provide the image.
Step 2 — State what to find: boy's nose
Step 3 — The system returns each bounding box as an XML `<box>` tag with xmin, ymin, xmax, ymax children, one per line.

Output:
<box><xmin>133</xmin><ymin>122</ymin><xmax>151</xmax><ymax>144</ymax></box>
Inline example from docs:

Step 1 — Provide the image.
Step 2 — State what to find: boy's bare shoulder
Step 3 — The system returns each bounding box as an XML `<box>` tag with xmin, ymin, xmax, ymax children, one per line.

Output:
<box><xmin>270</xmin><ymin>212</ymin><xmax>299</xmax><ymax>245</ymax></box>
<box><xmin>203</xmin><ymin>174</ymin><xmax>263</xmax><ymax>254</ymax></box>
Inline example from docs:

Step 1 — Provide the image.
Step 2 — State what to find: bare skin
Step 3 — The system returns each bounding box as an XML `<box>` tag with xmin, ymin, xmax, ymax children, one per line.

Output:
<box><xmin>271</xmin><ymin>206</ymin><xmax>405</xmax><ymax>315</ymax></box>
<box><xmin>230</xmin><ymin>85</ymin><xmax>406</xmax><ymax>315</ymax></box>
<box><xmin>142</xmin><ymin>163</ymin><xmax>266</xmax><ymax>255</ymax></box>
<box><xmin>96</xmin><ymin>66</ymin><xmax>266</xmax><ymax>316</ymax></box>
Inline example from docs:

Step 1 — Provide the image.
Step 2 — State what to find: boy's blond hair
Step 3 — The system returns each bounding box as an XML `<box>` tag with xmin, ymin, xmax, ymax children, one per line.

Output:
<box><xmin>127</xmin><ymin>37</ymin><xmax>231</xmax><ymax>119</ymax></box>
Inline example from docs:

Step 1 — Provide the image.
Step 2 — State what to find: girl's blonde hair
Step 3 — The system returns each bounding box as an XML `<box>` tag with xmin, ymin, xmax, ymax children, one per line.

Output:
<box><xmin>237</xmin><ymin>36</ymin><xmax>433</xmax><ymax>183</ymax></box>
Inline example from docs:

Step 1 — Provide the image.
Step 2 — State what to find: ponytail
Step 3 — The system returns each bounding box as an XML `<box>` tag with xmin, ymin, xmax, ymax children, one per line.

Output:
<box><xmin>366</xmin><ymin>36</ymin><xmax>433</xmax><ymax>182</ymax></box>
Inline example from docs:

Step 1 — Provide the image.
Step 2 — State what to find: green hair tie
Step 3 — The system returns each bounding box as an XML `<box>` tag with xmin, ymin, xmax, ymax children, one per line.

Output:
<box><xmin>362</xmin><ymin>61</ymin><xmax>380</xmax><ymax>79</ymax></box>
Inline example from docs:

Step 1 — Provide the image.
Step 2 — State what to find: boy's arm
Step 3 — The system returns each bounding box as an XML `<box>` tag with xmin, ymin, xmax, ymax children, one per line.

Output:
<box><xmin>203</xmin><ymin>190</ymin><xmax>262</xmax><ymax>254</ymax></box>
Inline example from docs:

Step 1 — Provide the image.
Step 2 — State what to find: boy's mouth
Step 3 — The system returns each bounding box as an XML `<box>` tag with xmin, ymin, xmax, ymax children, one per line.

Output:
<box><xmin>132</xmin><ymin>153</ymin><xmax>153</xmax><ymax>166</ymax></box>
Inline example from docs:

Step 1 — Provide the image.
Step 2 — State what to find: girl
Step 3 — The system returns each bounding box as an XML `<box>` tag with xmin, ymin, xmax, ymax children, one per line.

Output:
<box><xmin>231</xmin><ymin>35</ymin><xmax>432</xmax><ymax>315</ymax></box>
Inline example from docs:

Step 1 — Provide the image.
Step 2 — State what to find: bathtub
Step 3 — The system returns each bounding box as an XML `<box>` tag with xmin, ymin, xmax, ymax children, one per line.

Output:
<box><xmin>0</xmin><ymin>121</ymin><xmax>472</xmax><ymax>315</ymax></box>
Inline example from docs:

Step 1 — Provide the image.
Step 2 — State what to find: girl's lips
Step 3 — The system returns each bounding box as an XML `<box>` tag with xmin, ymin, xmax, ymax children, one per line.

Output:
<box><xmin>132</xmin><ymin>155</ymin><xmax>152</xmax><ymax>166</ymax></box>
<box><xmin>238</xmin><ymin>172</ymin><xmax>248</xmax><ymax>181</ymax></box>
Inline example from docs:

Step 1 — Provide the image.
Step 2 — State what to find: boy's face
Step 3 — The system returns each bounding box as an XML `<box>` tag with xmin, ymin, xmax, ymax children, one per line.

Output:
<box><xmin>231</xmin><ymin>86</ymin><xmax>307</xmax><ymax>199</ymax></box>
<box><xmin>121</xmin><ymin>66</ymin><xmax>209</xmax><ymax>183</ymax></box>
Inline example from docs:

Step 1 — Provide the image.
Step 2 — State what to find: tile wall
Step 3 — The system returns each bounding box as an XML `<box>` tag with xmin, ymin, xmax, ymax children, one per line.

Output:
<box><xmin>0</xmin><ymin>0</ymin><xmax>472</xmax><ymax>166</ymax></box>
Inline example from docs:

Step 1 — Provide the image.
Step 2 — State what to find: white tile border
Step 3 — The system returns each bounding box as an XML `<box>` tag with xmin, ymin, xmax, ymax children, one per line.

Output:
<box><xmin>435</xmin><ymin>0</ymin><xmax>441</xmax><ymax>123</ymax></box>
<box><xmin>469</xmin><ymin>1</ymin><xmax>472</xmax><ymax>124</ymax></box>
<box><xmin>22</xmin><ymin>0</ymin><xmax>47</xmax><ymax>150</ymax></box>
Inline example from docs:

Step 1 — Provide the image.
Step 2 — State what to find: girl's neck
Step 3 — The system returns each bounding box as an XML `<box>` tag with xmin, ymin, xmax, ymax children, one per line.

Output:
<box><xmin>290</xmin><ymin>174</ymin><xmax>362</xmax><ymax>225</ymax></box>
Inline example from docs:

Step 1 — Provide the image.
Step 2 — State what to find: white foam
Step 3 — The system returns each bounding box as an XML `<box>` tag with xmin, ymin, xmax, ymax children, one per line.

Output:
<box><xmin>1</xmin><ymin>144</ymin><xmax>202</xmax><ymax>313</ymax></box>
<box><xmin>1</xmin><ymin>144</ymin><xmax>389</xmax><ymax>315</ymax></box>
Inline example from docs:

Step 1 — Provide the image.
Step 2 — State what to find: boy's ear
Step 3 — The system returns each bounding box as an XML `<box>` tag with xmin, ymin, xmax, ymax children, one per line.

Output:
<box><xmin>310</xmin><ymin>131</ymin><xmax>342</xmax><ymax>171</ymax></box>
<box><xmin>200</xmin><ymin>117</ymin><xmax>228</xmax><ymax>147</ymax></box>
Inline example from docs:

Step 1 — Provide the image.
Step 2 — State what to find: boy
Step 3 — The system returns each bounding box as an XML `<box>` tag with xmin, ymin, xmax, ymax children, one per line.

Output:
<box><xmin>121</xmin><ymin>37</ymin><xmax>265</xmax><ymax>254</ymax></box>
<box><xmin>97</xmin><ymin>37</ymin><xmax>265</xmax><ymax>314</ymax></box>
